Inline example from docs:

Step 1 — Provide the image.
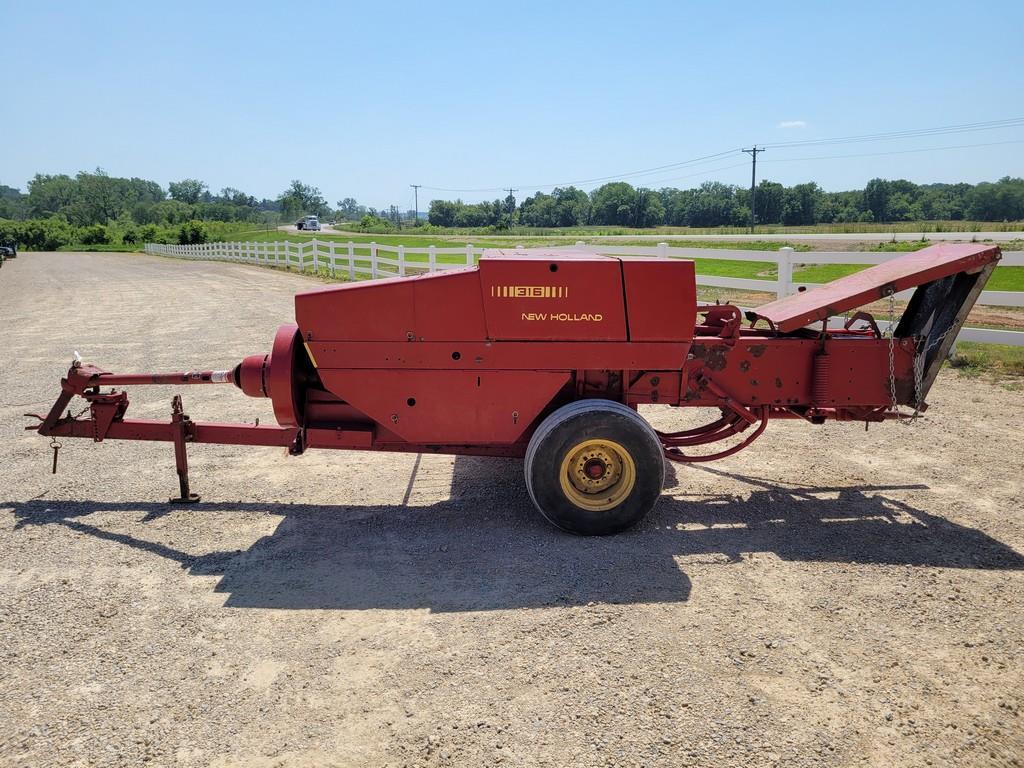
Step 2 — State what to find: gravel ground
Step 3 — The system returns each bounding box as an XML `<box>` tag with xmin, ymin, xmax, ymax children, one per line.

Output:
<box><xmin>1</xmin><ymin>252</ymin><xmax>1022</xmax><ymax>768</ymax></box>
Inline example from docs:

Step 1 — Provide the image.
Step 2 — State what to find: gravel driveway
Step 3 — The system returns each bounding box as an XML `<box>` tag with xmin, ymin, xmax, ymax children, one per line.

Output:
<box><xmin>1</xmin><ymin>252</ymin><xmax>1022</xmax><ymax>767</ymax></box>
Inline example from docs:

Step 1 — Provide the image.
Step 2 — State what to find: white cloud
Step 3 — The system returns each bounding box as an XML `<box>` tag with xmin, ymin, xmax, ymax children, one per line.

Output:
<box><xmin>778</xmin><ymin>120</ymin><xmax>807</xmax><ymax>129</ymax></box>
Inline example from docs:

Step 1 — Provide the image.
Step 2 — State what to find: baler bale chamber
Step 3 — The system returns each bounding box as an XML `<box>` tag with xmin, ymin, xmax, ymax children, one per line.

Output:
<box><xmin>28</xmin><ymin>243</ymin><xmax>1001</xmax><ymax>535</ymax></box>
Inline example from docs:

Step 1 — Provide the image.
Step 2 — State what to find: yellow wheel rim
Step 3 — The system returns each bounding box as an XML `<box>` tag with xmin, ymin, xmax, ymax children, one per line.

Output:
<box><xmin>559</xmin><ymin>438</ymin><xmax>636</xmax><ymax>512</ymax></box>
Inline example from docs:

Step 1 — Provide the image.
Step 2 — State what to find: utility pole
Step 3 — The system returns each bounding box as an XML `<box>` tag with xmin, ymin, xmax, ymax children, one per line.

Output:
<box><xmin>503</xmin><ymin>187</ymin><xmax>518</xmax><ymax>229</ymax></box>
<box><xmin>410</xmin><ymin>184</ymin><xmax>421</xmax><ymax>226</ymax></box>
<box><xmin>742</xmin><ymin>146</ymin><xmax>765</xmax><ymax>234</ymax></box>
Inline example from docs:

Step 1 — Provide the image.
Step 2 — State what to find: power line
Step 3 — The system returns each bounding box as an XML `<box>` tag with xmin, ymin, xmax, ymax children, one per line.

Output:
<box><xmin>418</xmin><ymin>149</ymin><xmax>741</xmax><ymax>194</ymax></box>
<box><xmin>417</xmin><ymin>117</ymin><xmax>1024</xmax><ymax>196</ymax></box>
<box><xmin>762</xmin><ymin>117</ymin><xmax>1024</xmax><ymax>150</ymax></box>
<box><xmin>630</xmin><ymin>161</ymin><xmax>751</xmax><ymax>187</ymax></box>
<box><xmin>761</xmin><ymin>138</ymin><xmax>1024</xmax><ymax>163</ymax></box>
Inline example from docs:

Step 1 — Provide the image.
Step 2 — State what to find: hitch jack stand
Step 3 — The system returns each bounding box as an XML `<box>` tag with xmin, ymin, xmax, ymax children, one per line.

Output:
<box><xmin>170</xmin><ymin>395</ymin><xmax>200</xmax><ymax>504</ymax></box>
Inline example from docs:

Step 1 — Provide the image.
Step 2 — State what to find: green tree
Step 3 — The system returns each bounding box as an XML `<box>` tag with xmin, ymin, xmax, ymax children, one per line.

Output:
<box><xmin>754</xmin><ymin>180</ymin><xmax>785</xmax><ymax>224</ymax></box>
<box><xmin>279</xmin><ymin>180</ymin><xmax>329</xmax><ymax>220</ymax></box>
<box><xmin>168</xmin><ymin>178</ymin><xmax>208</xmax><ymax>204</ymax></box>
<box><xmin>428</xmin><ymin>199</ymin><xmax>458</xmax><ymax>227</ymax></box>
<box><xmin>781</xmin><ymin>183</ymin><xmax>823</xmax><ymax>226</ymax></box>
<box><xmin>863</xmin><ymin>178</ymin><xmax>891</xmax><ymax>222</ymax></box>
<box><xmin>634</xmin><ymin>188</ymin><xmax>665</xmax><ymax>227</ymax></box>
<box><xmin>590</xmin><ymin>182</ymin><xmax>639</xmax><ymax>225</ymax></box>
<box><xmin>27</xmin><ymin>174</ymin><xmax>77</xmax><ymax>218</ymax></box>
<box><xmin>335</xmin><ymin>197</ymin><xmax>366</xmax><ymax>221</ymax></box>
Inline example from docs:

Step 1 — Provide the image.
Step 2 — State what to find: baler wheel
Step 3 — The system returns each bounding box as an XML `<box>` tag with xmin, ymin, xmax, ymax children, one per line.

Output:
<box><xmin>525</xmin><ymin>400</ymin><xmax>665</xmax><ymax>536</ymax></box>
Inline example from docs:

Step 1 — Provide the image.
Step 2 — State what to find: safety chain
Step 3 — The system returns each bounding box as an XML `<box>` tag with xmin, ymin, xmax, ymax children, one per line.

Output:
<box><xmin>886</xmin><ymin>288</ymin><xmax>901</xmax><ymax>417</ymax></box>
<box><xmin>886</xmin><ymin>287</ymin><xmax>954</xmax><ymax>424</ymax></box>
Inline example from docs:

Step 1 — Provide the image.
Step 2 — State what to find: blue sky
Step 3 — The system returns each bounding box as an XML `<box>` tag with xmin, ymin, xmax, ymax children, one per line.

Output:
<box><xmin>3</xmin><ymin>0</ymin><xmax>1023</xmax><ymax>210</ymax></box>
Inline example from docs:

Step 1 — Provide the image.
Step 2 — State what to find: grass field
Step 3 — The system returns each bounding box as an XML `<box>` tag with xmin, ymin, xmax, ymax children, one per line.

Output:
<box><xmin>950</xmin><ymin>342</ymin><xmax>1024</xmax><ymax>378</ymax></box>
<box><xmin>793</xmin><ymin>261</ymin><xmax>1024</xmax><ymax>291</ymax></box>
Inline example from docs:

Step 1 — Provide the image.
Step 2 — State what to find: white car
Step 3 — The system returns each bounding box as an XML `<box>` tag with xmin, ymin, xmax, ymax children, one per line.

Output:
<box><xmin>302</xmin><ymin>216</ymin><xmax>321</xmax><ymax>232</ymax></box>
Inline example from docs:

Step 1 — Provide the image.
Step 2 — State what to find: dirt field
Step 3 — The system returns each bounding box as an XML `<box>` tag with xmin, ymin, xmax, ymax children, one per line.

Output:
<box><xmin>1</xmin><ymin>252</ymin><xmax>1022</xmax><ymax>768</ymax></box>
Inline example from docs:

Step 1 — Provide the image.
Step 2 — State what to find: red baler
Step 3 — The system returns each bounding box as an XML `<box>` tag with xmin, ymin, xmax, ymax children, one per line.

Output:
<box><xmin>29</xmin><ymin>244</ymin><xmax>1000</xmax><ymax>534</ymax></box>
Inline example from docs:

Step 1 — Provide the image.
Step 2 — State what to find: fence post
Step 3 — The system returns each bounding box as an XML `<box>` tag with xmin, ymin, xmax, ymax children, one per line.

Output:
<box><xmin>347</xmin><ymin>241</ymin><xmax>355</xmax><ymax>281</ymax></box>
<box><xmin>777</xmin><ymin>246</ymin><xmax>794</xmax><ymax>298</ymax></box>
<box><xmin>284</xmin><ymin>241</ymin><xmax>290</xmax><ymax>270</ymax></box>
<box><xmin>465</xmin><ymin>244</ymin><xmax>474</xmax><ymax>266</ymax></box>
<box><xmin>428</xmin><ymin>245</ymin><xmax>437</xmax><ymax>272</ymax></box>
<box><xmin>657</xmin><ymin>242</ymin><xmax>668</xmax><ymax>258</ymax></box>
<box><xmin>312</xmin><ymin>238</ymin><xmax>319</xmax><ymax>274</ymax></box>
<box><xmin>328</xmin><ymin>241</ymin><xmax>336</xmax><ymax>277</ymax></box>
<box><xmin>370</xmin><ymin>242</ymin><xmax>378</xmax><ymax>279</ymax></box>
<box><xmin>274</xmin><ymin>240</ymin><xmax>280</xmax><ymax>266</ymax></box>
<box><xmin>398</xmin><ymin>245</ymin><xmax>406</xmax><ymax>276</ymax></box>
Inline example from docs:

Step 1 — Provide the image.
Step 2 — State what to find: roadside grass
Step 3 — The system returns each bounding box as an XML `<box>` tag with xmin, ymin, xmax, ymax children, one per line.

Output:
<box><xmin>793</xmin><ymin>261</ymin><xmax>1023</xmax><ymax>291</ymax></box>
<box><xmin>57</xmin><ymin>244</ymin><xmax>143</xmax><ymax>252</ymax></box>
<box><xmin>587</xmin><ymin>238</ymin><xmax>813</xmax><ymax>252</ymax></box>
<box><xmin>949</xmin><ymin>342</ymin><xmax>1024</xmax><ymax>379</ymax></box>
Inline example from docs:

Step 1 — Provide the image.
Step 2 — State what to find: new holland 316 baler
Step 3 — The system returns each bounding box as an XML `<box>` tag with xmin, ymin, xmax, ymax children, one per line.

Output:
<box><xmin>29</xmin><ymin>243</ymin><xmax>1000</xmax><ymax>535</ymax></box>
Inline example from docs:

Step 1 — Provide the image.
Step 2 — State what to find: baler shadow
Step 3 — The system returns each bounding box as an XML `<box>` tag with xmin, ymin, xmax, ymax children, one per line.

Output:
<box><xmin>7</xmin><ymin>457</ymin><xmax>1023</xmax><ymax>612</ymax></box>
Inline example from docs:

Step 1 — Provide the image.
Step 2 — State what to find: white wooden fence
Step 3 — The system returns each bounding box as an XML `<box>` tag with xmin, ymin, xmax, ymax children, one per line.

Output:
<box><xmin>145</xmin><ymin>239</ymin><xmax>478</xmax><ymax>279</ymax></box>
<box><xmin>145</xmin><ymin>239</ymin><xmax>1024</xmax><ymax>347</ymax></box>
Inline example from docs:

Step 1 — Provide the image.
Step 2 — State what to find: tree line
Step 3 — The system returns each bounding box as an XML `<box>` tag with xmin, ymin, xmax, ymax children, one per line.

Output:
<box><xmin>2</xmin><ymin>169</ymin><xmax>1022</xmax><ymax>251</ymax></box>
<box><xmin>0</xmin><ymin>171</ymin><xmax>366</xmax><ymax>227</ymax></box>
<box><xmin>429</xmin><ymin>177</ymin><xmax>1024</xmax><ymax>229</ymax></box>
<box><xmin>0</xmin><ymin>171</ymin><xmax>388</xmax><ymax>248</ymax></box>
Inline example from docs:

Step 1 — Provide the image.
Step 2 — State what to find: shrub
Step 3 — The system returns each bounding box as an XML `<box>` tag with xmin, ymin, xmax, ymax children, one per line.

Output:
<box><xmin>178</xmin><ymin>220</ymin><xmax>208</xmax><ymax>245</ymax></box>
<box><xmin>17</xmin><ymin>218</ymin><xmax>76</xmax><ymax>250</ymax></box>
<box><xmin>80</xmin><ymin>224</ymin><xmax>110</xmax><ymax>245</ymax></box>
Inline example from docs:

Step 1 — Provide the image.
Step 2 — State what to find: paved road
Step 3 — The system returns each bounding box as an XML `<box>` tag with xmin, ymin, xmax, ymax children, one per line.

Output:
<box><xmin>592</xmin><ymin>231</ymin><xmax>1022</xmax><ymax>243</ymax></box>
<box><xmin>445</xmin><ymin>231</ymin><xmax>1022</xmax><ymax>243</ymax></box>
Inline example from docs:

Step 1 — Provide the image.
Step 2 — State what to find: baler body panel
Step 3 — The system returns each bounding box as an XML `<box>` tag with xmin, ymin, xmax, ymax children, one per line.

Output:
<box><xmin>478</xmin><ymin>253</ymin><xmax>629</xmax><ymax>341</ymax></box>
<box><xmin>295</xmin><ymin>269</ymin><xmax>489</xmax><ymax>343</ymax></box>
<box><xmin>620</xmin><ymin>259</ymin><xmax>697</xmax><ymax>342</ymax></box>
<box><xmin>316</xmin><ymin>369</ymin><xmax>571</xmax><ymax>444</ymax></box>
<box><xmin>294</xmin><ymin>252</ymin><xmax>698</xmax><ymax>449</ymax></box>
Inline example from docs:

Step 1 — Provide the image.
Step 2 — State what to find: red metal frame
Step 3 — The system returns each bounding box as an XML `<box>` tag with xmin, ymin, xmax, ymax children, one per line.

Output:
<box><xmin>27</xmin><ymin>244</ymin><xmax>1001</xmax><ymax>499</ymax></box>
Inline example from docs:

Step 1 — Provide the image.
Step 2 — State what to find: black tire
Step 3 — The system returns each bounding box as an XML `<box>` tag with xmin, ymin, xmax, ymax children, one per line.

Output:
<box><xmin>524</xmin><ymin>399</ymin><xmax>665</xmax><ymax>536</ymax></box>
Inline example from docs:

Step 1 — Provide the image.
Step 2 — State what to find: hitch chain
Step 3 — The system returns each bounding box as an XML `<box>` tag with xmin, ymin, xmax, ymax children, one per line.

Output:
<box><xmin>886</xmin><ymin>289</ymin><xmax>898</xmax><ymax>415</ymax></box>
<box><xmin>886</xmin><ymin>288</ymin><xmax>920</xmax><ymax>424</ymax></box>
<box><xmin>887</xmin><ymin>287</ymin><xmax>953</xmax><ymax>424</ymax></box>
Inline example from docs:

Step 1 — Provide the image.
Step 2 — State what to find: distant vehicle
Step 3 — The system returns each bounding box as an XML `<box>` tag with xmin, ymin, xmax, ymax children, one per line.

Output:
<box><xmin>302</xmin><ymin>215</ymin><xmax>321</xmax><ymax>232</ymax></box>
<box><xmin>0</xmin><ymin>242</ymin><xmax>17</xmax><ymax>259</ymax></box>
<box><xmin>295</xmin><ymin>218</ymin><xmax>305</xmax><ymax>231</ymax></box>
